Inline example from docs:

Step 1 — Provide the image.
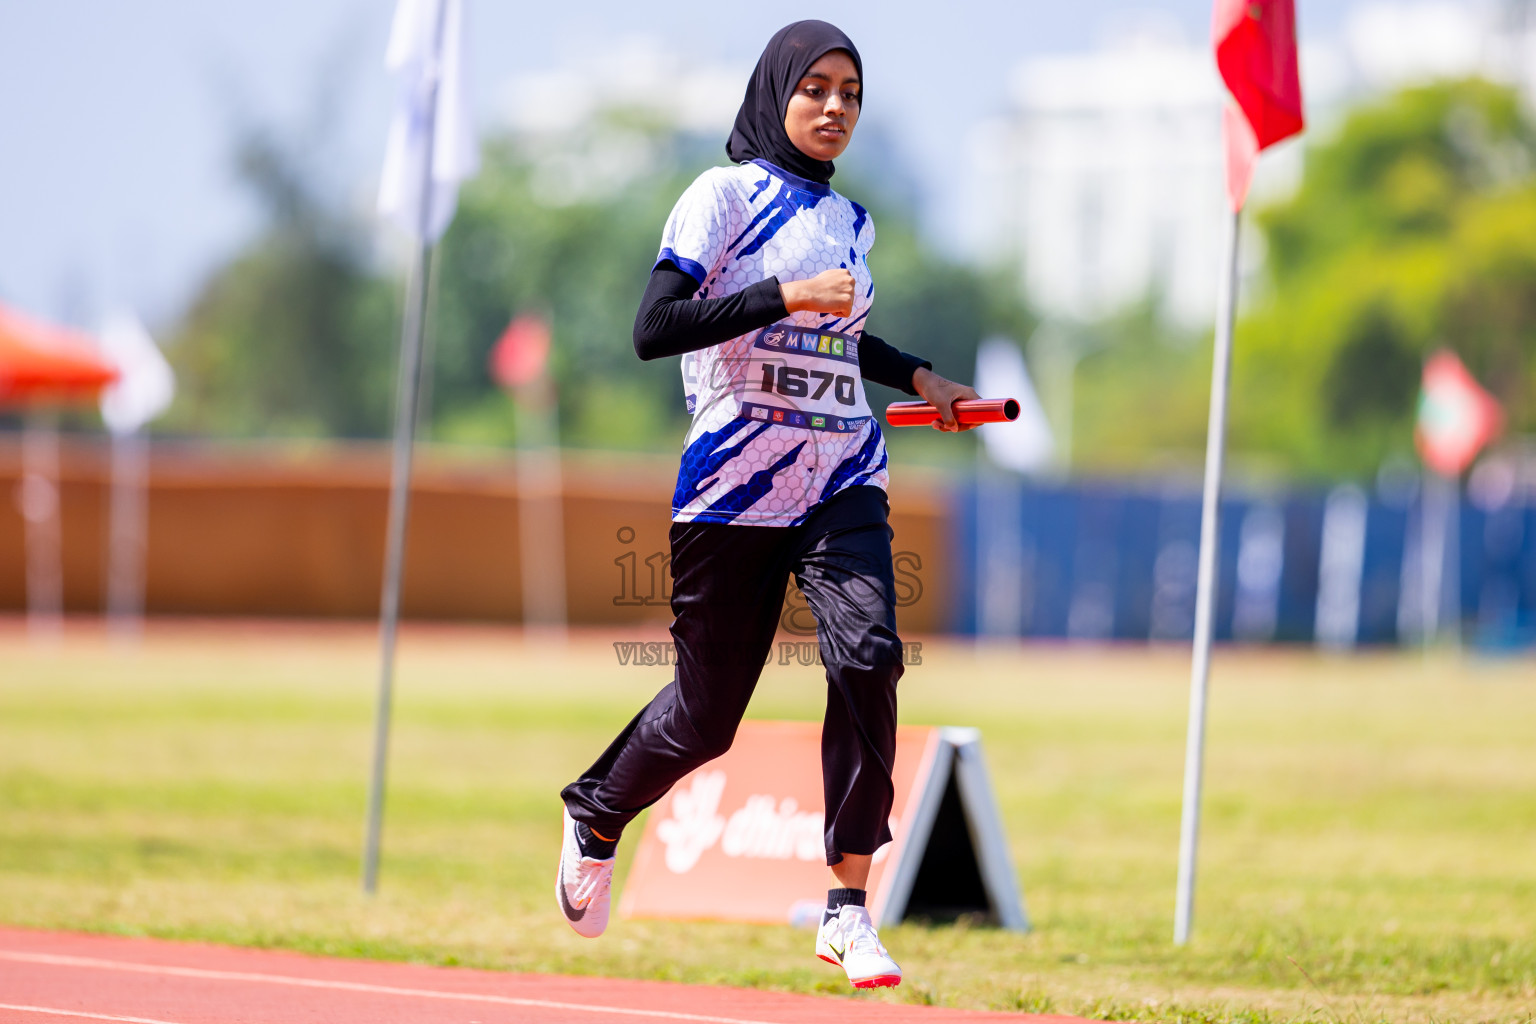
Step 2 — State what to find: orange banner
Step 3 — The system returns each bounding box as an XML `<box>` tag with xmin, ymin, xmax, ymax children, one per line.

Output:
<box><xmin>619</xmin><ymin>720</ymin><xmax>940</xmax><ymax>926</ymax></box>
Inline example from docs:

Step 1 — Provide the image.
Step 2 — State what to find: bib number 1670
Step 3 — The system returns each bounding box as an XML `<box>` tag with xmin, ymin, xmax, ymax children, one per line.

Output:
<box><xmin>760</xmin><ymin>364</ymin><xmax>857</xmax><ymax>406</ymax></box>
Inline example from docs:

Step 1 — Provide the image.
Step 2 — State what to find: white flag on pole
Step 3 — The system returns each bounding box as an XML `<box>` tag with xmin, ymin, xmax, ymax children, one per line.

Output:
<box><xmin>378</xmin><ymin>0</ymin><xmax>479</xmax><ymax>242</ymax></box>
<box><xmin>974</xmin><ymin>336</ymin><xmax>1054</xmax><ymax>474</ymax></box>
<box><xmin>98</xmin><ymin>311</ymin><xmax>175</xmax><ymax>437</ymax></box>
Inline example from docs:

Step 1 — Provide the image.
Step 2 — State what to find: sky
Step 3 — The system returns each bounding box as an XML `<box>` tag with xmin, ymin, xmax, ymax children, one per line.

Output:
<box><xmin>0</xmin><ymin>1</ymin><xmax>1368</xmax><ymax>331</ymax></box>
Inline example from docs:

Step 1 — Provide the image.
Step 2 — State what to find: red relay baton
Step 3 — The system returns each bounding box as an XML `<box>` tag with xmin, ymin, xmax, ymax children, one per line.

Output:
<box><xmin>885</xmin><ymin>397</ymin><xmax>1020</xmax><ymax>428</ymax></box>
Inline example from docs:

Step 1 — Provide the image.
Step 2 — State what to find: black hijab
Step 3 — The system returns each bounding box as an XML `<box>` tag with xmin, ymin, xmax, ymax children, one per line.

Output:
<box><xmin>726</xmin><ymin>20</ymin><xmax>862</xmax><ymax>185</ymax></box>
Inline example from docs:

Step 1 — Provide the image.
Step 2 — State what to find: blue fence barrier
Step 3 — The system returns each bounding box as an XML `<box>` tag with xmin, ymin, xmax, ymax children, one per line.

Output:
<box><xmin>949</xmin><ymin>475</ymin><xmax>1536</xmax><ymax>648</ymax></box>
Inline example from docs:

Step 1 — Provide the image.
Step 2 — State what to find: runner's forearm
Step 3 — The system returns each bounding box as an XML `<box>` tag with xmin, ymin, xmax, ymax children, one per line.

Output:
<box><xmin>633</xmin><ymin>263</ymin><xmax>789</xmax><ymax>360</ymax></box>
<box><xmin>857</xmin><ymin>333</ymin><xmax>930</xmax><ymax>396</ymax></box>
<box><xmin>634</xmin><ymin>264</ymin><xmax>930</xmax><ymax>396</ymax></box>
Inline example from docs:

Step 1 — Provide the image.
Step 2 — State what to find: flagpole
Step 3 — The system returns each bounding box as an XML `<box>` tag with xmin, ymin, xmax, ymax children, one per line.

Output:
<box><xmin>106</xmin><ymin>426</ymin><xmax>150</xmax><ymax>640</ymax></box>
<box><xmin>1419</xmin><ymin>467</ymin><xmax>1445</xmax><ymax>648</ymax></box>
<box><xmin>20</xmin><ymin>411</ymin><xmax>64</xmax><ymax>646</ymax></box>
<box><xmin>362</xmin><ymin>237</ymin><xmax>434</xmax><ymax>894</ymax></box>
<box><xmin>515</xmin><ymin>371</ymin><xmax>568</xmax><ymax>638</ymax></box>
<box><xmin>363</xmin><ymin>0</ymin><xmax>448</xmax><ymax>897</ymax></box>
<box><xmin>1174</xmin><ymin>205</ymin><xmax>1242</xmax><ymax>945</ymax></box>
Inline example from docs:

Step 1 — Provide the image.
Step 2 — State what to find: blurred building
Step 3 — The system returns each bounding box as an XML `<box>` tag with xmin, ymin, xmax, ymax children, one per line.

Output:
<box><xmin>969</xmin><ymin>1</ymin><xmax>1536</xmax><ymax>328</ymax></box>
<box><xmin>489</xmin><ymin>37</ymin><xmax>924</xmax><ymax>214</ymax></box>
<box><xmin>494</xmin><ymin>39</ymin><xmax>746</xmax><ymax>205</ymax></box>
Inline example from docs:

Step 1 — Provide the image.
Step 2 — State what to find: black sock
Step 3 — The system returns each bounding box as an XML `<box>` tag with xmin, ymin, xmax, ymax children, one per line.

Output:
<box><xmin>827</xmin><ymin>887</ymin><xmax>866</xmax><ymax>914</ymax></box>
<box><xmin>575</xmin><ymin>821</ymin><xmax>618</xmax><ymax>859</ymax></box>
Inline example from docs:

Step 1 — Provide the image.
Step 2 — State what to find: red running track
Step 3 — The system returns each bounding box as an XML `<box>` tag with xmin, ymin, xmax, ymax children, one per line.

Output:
<box><xmin>0</xmin><ymin>928</ymin><xmax>1103</xmax><ymax>1024</ymax></box>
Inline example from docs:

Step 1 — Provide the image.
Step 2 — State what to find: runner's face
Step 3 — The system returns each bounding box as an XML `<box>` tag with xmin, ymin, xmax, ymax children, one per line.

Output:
<box><xmin>782</xmin><ymin>51</ymin><xmax>860</xmax><ymax>162</ymax></box>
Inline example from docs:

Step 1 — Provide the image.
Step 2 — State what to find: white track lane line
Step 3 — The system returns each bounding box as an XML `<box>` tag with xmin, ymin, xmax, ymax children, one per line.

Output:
<box><xmin>0</xmin><ymin>951</ymin><xmax>786</xmax><ymax>1024</ymax></box>
<box><xmin>0</xmin><ymin>1004</ymin><xmax>190</xmax><ymax>1024</ymax></box>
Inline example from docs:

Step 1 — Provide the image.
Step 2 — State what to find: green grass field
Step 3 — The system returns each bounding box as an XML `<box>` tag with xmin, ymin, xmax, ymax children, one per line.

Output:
<box><xmin>1</xmin><ymin>620</ymin><xmax>1533</xmax><ymax>1023</ymax></box>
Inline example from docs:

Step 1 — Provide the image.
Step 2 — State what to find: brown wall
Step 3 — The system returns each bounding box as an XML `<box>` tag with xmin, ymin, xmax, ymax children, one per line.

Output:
<box><xmin>0</xmin><ymin>439</ymin><xmax>952</xmax><ymax>633</ymax></box>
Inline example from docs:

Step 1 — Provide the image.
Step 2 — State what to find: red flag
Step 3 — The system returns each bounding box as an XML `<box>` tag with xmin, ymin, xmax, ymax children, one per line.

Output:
<box><xmin>1415</xmin><ymin>350</ymin><xmax>1503</xmax><ymax>477</ymax></box>
<box><xmin>1214</xmin><ymin>0</ymin><xmax>1305</xmax><ymax>210</ymax></box>
<box><xmin>489</xmin><ymin>313</ymin><xmax>551</xmax><ymax>391</ymax></box>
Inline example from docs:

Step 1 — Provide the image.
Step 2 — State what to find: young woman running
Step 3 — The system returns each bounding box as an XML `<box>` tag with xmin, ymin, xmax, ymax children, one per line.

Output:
<box><xmin>556</xmin><ymin>19</ymin><xmax>979</xmax><ymax>989</ymax></box>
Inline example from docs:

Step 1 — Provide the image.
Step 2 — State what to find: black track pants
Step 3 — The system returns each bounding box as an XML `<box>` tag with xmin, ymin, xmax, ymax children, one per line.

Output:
<box><xmin>560</xmin><ymin>484</ymin><xmax>904</xmax><ymax>865</ymax></box>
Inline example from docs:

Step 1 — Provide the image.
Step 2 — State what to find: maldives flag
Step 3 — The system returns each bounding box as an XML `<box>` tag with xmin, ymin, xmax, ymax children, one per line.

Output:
<box><xmin>1415</xmin><ymin>350</ymin><xmax>1503</xmax><ymax>477</ymax></box>
<box><xmin>490</xmin><ymin>314</ymin><xmax>552</xmax><ymax>391</ymax></box>
<box><xmin>1214</xmin><ymin>0</ymin><xmax>1305</xmax><ymax>210</ymax></box>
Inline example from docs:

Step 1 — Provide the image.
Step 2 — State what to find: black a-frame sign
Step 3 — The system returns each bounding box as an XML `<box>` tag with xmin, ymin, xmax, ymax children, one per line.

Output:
<box><xmin>872</xmin><ymin>727</ymin><xmax>1030</xmax><ymax>931</ymax></box>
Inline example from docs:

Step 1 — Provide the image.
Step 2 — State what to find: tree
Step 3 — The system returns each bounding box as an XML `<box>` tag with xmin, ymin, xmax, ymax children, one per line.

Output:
<box><xmin>427</xmin><ymin>117</ymin><xmax>705</xmax><ymax>451</ymax></box>
<box><xmin>164</xmin><ymin>124</ymin><xmax>398</xmax><ymax>439</ymax></box>
<box><xmin>1232</xmin><ymin>79</ymin><xmax>1536</xmax><ymax>477</ymax></box>
<box><xmin>1063</xmin><ymin>79</ymin><xmax>1536</xmax><ymax>481</ymax></box>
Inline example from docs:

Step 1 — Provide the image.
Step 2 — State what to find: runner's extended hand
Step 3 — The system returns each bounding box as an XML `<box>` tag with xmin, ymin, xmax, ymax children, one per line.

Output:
<box><xmin>912</xmin><ymin>367</ymin><xmax>981</xmax><ymax>432</ymax></box>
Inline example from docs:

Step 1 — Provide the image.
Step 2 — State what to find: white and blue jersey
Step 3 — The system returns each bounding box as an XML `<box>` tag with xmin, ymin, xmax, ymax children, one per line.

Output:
<box><xmin>658</xmin><ymin>158</ymin><xmax>888</xmax><ymax>526</ymax></box>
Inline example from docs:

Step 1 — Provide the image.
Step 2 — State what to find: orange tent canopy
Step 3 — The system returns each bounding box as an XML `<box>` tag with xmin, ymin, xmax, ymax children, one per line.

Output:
<box><xmin>0</xmin><ymin>303</ymin><xmax>119</xmax><ymax>406</ymax></box>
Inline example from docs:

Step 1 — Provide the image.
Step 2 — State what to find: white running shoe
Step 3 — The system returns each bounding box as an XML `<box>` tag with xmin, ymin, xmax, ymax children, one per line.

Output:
<box><xmin>815</xmin><ymin>904</ymin><xmax>902</xmax><ymax>989</ymax></box>
<box><xmin>555</xmin><ymin>809</ymin><xmax>614</xmax><ymax>939</ymax></box>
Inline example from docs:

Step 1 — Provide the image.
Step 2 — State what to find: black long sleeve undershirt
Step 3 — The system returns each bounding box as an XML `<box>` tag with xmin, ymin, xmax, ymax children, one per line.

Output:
<box><xmin>633</xmin><ymin>262</ymin><xmax>932</xmax><ymax>395</ymax></box>
<box><xmin>858</xmin><ymin>334</ymin><xmax>933</xmax><ymax>396</ymax></box>
<box><xmin>633</xmin><ymin>263</ymin><xmax>787</xmax><ymax>360</ymax></box>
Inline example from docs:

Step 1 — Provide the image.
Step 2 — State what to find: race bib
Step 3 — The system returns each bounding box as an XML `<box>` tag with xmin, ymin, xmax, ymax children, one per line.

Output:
<box><xmin>741</xmin><ymin>324</ymin><xmax>872</xmax><ymax>433</ymax></box>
